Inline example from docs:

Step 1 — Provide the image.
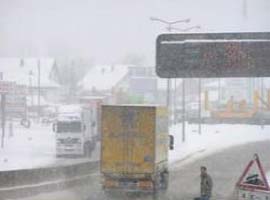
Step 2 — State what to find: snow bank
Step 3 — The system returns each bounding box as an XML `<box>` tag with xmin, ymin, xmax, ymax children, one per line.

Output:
<box><xmin>1</xmin><ymin>120</ymin><xmax>270</xmax><ymax>172</ymax></box>
<box><xmin>169</xmin><ymin>123</ymin><xmax>270</xmax><ymax>166</ymax></box>
<box><xmin>0</xmin><ymin>121</ymin><xmax>97</xmax><ymax>171</ymax></box>
<box><xmin>0</xmin><ymin>123</ymin><xmax>56</xmax><ymax>171</ymax></box>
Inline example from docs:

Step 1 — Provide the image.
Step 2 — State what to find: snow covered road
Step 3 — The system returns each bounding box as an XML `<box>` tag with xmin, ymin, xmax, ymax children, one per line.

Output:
<box><xmin>2</xmin><ymin>122</ymin><xmax>270</xmax><ymax>200</ymax></box>
<box><xmin>1</xmin><ymin>122</ymin><xmax>270</xmax><ymax>171</ymax></box>
<box><xmin>17</xmin><ymin>140</ymin><xmax>270</xmax><ymax>200</ymax></box>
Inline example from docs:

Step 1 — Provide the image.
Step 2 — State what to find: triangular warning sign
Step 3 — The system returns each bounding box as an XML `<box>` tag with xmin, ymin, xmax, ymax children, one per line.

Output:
<box><xmin>236</xmin><ymin>154</ymin><xmax>270</xmax><ymax>191</ymax></box>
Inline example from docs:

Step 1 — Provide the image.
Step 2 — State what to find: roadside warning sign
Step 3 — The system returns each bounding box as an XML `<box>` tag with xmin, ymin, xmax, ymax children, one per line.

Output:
<box><xmin>237</xmin><ymin>154</ymin><xmax>270</xmax><ymax>191</ymax></box>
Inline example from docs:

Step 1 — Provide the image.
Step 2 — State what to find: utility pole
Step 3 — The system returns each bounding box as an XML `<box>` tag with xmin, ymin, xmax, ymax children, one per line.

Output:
<box><xmin>174</xmin><ymin>79</ymin><xmax>177</xmax><ymax>124</ymax></box>
<box><xmin>198</xmin><ymin>78</ymin><xmax>202</xmax><ymax>135</ymax></box>
<box><xmin>182</xmin><ymin>79</ymin><xmax>185</xmax><ymax>142</ymax></box>
<box><xmin>243</xmin><ymin>0</ymin><xmax>248</xmax><ymax>19</ymax></box>
<box><xmin>150</xmin><ymin>17</ymin><xmax>190</xmax><ymax>126</ymax></box>
<box><xmin>37</xmin><ymin>59</ymin><xmax>41</xmax><ymax>122</ymax></box>
<box><xmin>21</xmin><ymin>58</ymin><xmax>41</xmax><ymax>122</ymax></box>
<box><xmin>261</xmin><ymin>78</ymin><xmax>264</xmax><ymax>100</ymax></box>
<box><xmin>166</xmin><ymin>79</ymin><xmax>171</xmax><ymax>108</ymax></box>
<box><xmin>29</xmin><ymin>71</ymin><xmax>34</xmax><ymax>107</ymax></box>
<box><xmin>218</xmin><ymin>78</ymin><xmax>221</xmax><ymax>104</ymax></box>
<box><xmin>0</xmin><ymin>78</ymin><xmax>10</xmax><ymax>148</ymax></box>
<box><xmin>150</xmin><ymin>17</ymin><xmax>201</xmax><ymax>142</ymax></box>
<box><xmin>1</xmin><ymin>94</ymin><xmax>6</xmax><ymax>148</ymax></box>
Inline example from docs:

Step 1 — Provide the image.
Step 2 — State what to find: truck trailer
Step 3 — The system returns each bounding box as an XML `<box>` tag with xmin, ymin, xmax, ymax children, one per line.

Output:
<box><xmin>100</xmin><ymin>105</ymin><xmax>173</xmax><ymax>192</ymax></box>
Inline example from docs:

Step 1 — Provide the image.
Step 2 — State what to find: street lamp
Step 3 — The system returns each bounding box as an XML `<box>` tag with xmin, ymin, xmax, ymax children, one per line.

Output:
<box><xmin>150</xmin><ymin>17</ymin><xmax>190</xmax><ymax>32</ymax></box>
<box><xmin>21</xmin><ymin>58</ymin><xmax>41</xmax><ymax>122</ymax></box>
<box><xmin>28</xmin><ymin>70</ymin><xmax>34</xmax><ymax>107</ymax></box>
<box><xmin>171</xmin><ymin>25</ymin><xmax>203</xmax><ymax>140</ymax></box>
<box><xmin>151</xmin><ymin>17</ymin><xmax>202</xmax><ymax>142</ymax></box>
<box><xmin>37</xmin><ymin>60</ymin><xmax>40</xmax><ymax>122</ymax></box>
<box><xmin>168</xmin><ymin>25</ymin><xmax>201</xmax><ymax>129</ymax></box>
<box><xmin>150</xmin><ymin>17</ymin><xmax>190</xmax><ymax>126</ymax></box>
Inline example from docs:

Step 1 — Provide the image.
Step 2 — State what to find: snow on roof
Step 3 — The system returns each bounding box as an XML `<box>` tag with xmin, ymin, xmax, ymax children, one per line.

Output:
<box><xmin>57</xmin><ymin>114</ymin><xmax>81</xmax><ymax>122</ymax></box>
<box><xmin>80</xmin><ymin>65</ymin><xmax>128</xmax><ymax>91</ymax></box>
<box><xmin>57</xmin><ymin>104</ymin><xmax>82</xmax><ymax>114</ymax></box>
<box><xmin>0</xmin><ymin>58</ymin><xmax>59</xmax><ymax>88</ymax></box>
<box><xmin>161</xmin><ymin>39</ymin><xmax>270</xmax><ymax>44</ymax></box>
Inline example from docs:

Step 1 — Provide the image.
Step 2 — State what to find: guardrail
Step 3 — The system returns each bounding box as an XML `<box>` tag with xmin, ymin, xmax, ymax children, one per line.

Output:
<box><xmin>0</xmin><ymin>161</ymin><xmax>99</xmax><ymax>199</ymax></box>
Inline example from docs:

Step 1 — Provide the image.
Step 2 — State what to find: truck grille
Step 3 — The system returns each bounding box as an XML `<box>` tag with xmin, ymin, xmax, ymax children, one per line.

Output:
<box><xmin>57</xmin><ymin>138</ymin><xmax>81</xmax><ymax>144</ymax></box>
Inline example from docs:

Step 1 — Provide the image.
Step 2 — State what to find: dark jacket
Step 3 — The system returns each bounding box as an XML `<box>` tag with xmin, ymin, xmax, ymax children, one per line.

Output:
<box><xmin>201</xmin><ymin>173</ymin><xmax>213</xmax><ymax>196</ymax></box>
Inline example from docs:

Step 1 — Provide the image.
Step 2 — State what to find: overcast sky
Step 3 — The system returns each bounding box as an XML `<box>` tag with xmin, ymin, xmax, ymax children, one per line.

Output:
<box><xmin>0</xmin><ymin>0</ymin><xmax>269</xmax><ymax>65</ymax></box>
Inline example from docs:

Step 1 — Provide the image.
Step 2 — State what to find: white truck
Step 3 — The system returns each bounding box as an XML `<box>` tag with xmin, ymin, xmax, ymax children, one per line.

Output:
<box><xmin>53</xmin><ymin>105</ymin><xmax>98</xmax><ymax>157</ymax></box>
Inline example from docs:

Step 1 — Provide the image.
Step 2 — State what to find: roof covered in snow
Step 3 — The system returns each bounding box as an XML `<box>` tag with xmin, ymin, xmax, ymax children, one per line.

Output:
<box><xmin>57</xmin><ymin>104</ymin><xmax>82</xmax><ymax>113</ymax></box>
<box><xmin>80</xmin><ymin>65</ymin><xmax>129</xmax><ymax>91</ymax></box>
<box><xmin>0</xmin><ymin>58</ymin><xmax>60</xmax><ymax>88</ymax></box>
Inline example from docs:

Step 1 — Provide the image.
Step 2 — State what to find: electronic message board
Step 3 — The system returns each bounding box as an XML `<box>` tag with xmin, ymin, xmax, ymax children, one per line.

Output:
<box><xmin>156</xmin><ymin>32</ymin><xmax>270</xmax><ymax>78</ymax></box>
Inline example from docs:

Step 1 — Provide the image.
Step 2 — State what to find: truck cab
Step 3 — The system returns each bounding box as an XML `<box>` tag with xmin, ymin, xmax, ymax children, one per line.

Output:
<box><xmin>53</xmin><ymin>105</ymin><xmax>98</xmax><ymax>157</ymax></box>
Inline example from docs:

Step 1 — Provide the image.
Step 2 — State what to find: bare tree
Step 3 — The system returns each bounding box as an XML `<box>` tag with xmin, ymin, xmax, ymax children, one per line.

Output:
<box><xmin>50</xmin><ymin>57</ymin><xmax>92</xmax><ymax>99</ymax></box>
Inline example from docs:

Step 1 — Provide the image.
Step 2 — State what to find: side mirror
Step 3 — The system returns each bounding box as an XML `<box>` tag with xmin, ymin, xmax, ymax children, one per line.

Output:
<box><xmin>52</xmin><ymin>123</ymin><xmax>56</xmax><ymax>133</ymax></box>
<box><xmin>83</xmin><ymin>124</ymin><xmax>86</xmax><ymax>131</ymax></box>
<box><xmin>169</xmin><ymin>135</ymin><xmax>174</xmax><ymax>150</ymax></box>
<box><xmin>91</xmin><ymin>121</ymin><xmax>96</xmax><ymax>127</ymax></box>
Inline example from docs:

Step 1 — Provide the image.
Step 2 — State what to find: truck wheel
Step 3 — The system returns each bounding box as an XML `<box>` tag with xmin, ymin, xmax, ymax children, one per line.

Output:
<box><xmin>153</xmin><ymin>173</ymin><xmax>161</xmax><ymax>192</ymax></box>
<box><xmin>160</xmin><ymin>171</ymin><xmax>169</xmax><ymax>190</ymax></box>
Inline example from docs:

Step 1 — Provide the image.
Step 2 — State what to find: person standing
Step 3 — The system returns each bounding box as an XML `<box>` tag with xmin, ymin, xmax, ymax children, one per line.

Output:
<box><xmin>199</xmin><ymin>166</ymin><xmax>213</xmax><ymax>200</ymax></box>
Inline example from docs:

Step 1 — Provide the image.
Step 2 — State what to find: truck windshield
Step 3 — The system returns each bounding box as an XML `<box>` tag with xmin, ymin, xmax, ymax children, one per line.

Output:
<box><xmin>56</xmin><ymin>121</ymin><xmax>82</xmax><ymax>133</ymax></box>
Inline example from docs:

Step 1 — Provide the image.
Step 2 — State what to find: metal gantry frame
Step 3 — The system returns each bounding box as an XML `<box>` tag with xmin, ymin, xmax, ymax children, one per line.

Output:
<box><xmin>150</xmin><ymin>17</ymin><xmax>201</xmax><ymax>142</ymax></box>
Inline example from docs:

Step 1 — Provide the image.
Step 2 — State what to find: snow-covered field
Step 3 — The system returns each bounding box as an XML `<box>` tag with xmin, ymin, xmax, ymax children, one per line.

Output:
<box><xmin>0</xmin><ymin>122</ymin><xmax>99</xmax><ymax>172</ymax></box>
<box><xmin>2</xmin><ymin>122</ymin><xmax>270</xmax><ymax>200</ymax></box>
<box><xmin>0</xmin><ymin>123</ymin><xmax>57</xmax><ymax>171</ymax></box>
<box><xmin>170</xmin><ymin>123</ymin><xmax>270</xmax><ymax>167</ymax></box>
<box><xmin>1</xmin><ymin>120</ymin><xmax>270</xmax><ymax>172</ymax></box>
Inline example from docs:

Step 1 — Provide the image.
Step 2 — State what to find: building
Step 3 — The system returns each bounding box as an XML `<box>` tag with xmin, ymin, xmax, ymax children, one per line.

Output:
<box><xmin>80</xmin><ymin>65</ymin><xmax>170</xmax><ymax>104</ymax></box>
<box><xmin>0</xmin><ymin>58</ymin><xmax>61</xmax><ymax>117</ymax></box>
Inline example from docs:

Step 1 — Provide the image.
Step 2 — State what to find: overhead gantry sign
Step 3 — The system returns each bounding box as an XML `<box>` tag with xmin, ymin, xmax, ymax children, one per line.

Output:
<box><xmin>156</xmin><ymin>32</ymin><xmax>270</xmax><ymax>78</ymax></box>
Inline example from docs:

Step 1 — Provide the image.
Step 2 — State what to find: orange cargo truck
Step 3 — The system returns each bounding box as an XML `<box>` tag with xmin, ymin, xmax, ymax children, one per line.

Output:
<box><xmin>100</xmin><ymin>105</ymin><xmax>173</xmax><ymax>192</ymax></box>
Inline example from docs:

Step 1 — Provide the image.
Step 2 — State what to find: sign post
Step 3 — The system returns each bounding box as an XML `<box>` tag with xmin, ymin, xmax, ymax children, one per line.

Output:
<box><xmin>1</xmin><ymin>94</ymin><xmax>5</xmax><ymax>148</ymax></box>
<box><xmin>0</xmin><ymin>81</ymin><xmax>14</xmax><ymax>148</ymax></box>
